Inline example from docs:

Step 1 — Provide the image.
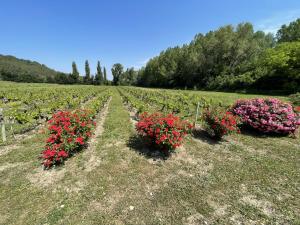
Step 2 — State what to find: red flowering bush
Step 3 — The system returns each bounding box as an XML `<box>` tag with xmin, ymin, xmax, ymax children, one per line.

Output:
<box><xmin>42</xmin><ymin>109</ymin><xmax>96</xmax><ymax>168</ymax></box>
<box><xmin>232</xmin><ymin>98</ymin><xmax>300</xmax><ymax>134</ymax></box>
<box><xmin>136</xmin><ymin>112</ymin><xmax>193</xmax><ymax>153</ymax></box>
<box><xmin>202</xmin><ymin>107</ymin><xmax>240</xmax><ymax>139</ymax></box>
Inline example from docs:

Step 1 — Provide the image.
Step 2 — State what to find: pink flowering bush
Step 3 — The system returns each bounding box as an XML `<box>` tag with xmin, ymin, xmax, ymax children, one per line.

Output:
<box><xmin>232</xmin><ymin>98</ymin><xmax>300</xmax><ymax>134</ymax></box>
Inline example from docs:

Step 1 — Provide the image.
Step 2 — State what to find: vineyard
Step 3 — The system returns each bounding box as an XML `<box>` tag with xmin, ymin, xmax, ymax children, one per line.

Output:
<box><xmin>118</xmin><ymin>86</ymin><xmax>288</xmax><ymax>118</ymax></box>
<box><xmin>0</xmin><ymin>81</ymin><xmax>299</xmax><ymax>224</ymax></box>
<box><xmin>0</xmin><ymin>82</ymin><xmax>110</xmax><ymax>143</ymax></box>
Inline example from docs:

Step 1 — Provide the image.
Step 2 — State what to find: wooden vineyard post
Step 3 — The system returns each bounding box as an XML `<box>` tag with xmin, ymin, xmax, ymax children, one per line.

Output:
<box><xmin>1</xmin><ymin>122</ymin><xmax>6</xmax><ymax>143</ymax></box>
<box><xmin>194</xmin><ymin>101</ymin><xmax>200</xmax><ymax>126</ymax></box>
<box><xmin>0</xmin><ymin>109</ymin><xmax>6</xmax><ymax>142</ymax></box>
<box><xmin>10</xmin><ymin>120</ymin><xmax>16</xmax><ymax>140</ymax></box>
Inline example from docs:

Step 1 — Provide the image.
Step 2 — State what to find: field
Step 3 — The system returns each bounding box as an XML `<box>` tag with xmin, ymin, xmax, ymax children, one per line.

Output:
<box><xmin>0</xmin><ymin>81</ymin><xmax>299</xmax><ymax>225</ymax></box>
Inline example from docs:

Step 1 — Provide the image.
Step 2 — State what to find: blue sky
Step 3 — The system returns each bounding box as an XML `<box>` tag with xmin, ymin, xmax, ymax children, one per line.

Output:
<box><xmin>0</xmin><ymin>0</ymin><xmax>299</xmax><ymax>80</ymax></box>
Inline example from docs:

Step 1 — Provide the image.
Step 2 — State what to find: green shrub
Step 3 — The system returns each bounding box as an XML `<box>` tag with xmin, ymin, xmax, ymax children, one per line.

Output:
<box><xmin>289</xmin><ymin>92</ymin><xmax>300</xmax><ymax>106</ymax></box>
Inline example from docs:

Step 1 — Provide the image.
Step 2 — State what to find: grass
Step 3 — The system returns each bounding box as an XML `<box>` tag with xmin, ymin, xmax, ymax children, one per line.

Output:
<box><xmin>0</xmin><ymin>85</ymin><xmax>299</xmax><ymax>224</ymax></box>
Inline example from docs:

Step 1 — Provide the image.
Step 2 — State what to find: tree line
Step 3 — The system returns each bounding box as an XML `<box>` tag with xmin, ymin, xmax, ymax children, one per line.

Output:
<box><xmin>42</xmin><ymin>60</ymin><xmax>110</xmax><ymax>85</ymax></box>
<box><xmin>0</xmin><ymin>55</ymin><xmax>59</xmax><ymax>83</ymax></box>
<box><xmin>111</xmin><ymin>18</ymin><xmax>300</xmax><ymax>93</ymax></box>
<box><xmin>65</xmin><ymin>60</ymin><xmax>109</xmax><ymax>85</ymax></box>
<box><xmin>138</xmin><ymin>19</ymin><xmax>300</xmax><ymax>93</ymax></box>
<box><xmin>1</xmin><ymin>18</ymin><xmax>299</xmax><ymax>92</ymax></box>
<box><xmin>0</xmin><ymin>57</ymin><xmax>111</xmax><ymax>85</ymax></box>
<box><xmin>111</xmin><ymin>63</ymin><xmax>138</xmax><ymax>86</ymax></box>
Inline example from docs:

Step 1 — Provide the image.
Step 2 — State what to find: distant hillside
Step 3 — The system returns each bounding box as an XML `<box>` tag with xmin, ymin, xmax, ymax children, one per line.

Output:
<box><xmin>0</xmin><ymin>54</ymin><xmax>61</xmax><ymax>83</ymax></box>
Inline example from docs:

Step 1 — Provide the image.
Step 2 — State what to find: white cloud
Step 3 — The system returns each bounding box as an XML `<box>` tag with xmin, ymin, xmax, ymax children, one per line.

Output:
<box><xmin>255</xmin><ymin>9</ymin><xmax>300</xmax><ymax>34</ymax></box>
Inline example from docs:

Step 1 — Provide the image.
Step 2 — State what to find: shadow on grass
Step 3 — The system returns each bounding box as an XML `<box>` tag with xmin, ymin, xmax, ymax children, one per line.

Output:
<box><xmin>239</xmin><ymin>125</ymin><xmax>291</xmax><ymax>139</ymax></box>
<box><xmin>193</xmin><ymin>125</ymin><xmax>292</xmax><ymax>144</ymax></box>
<box><xmin>127</xmin><ymin>135</ymin><xmax>170</xmax><ymax>161</ymax></box>
<box><xmin>192</xmin><ymin>128</ymin><xmax>222</xmax><ymax>145</ymax></box>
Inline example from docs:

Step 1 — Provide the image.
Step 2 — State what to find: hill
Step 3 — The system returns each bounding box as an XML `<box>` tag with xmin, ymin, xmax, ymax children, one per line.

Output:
<box><xmin>0</xmin><ymin>54</ymin><xmax>61</xmax><ymax>83</ymax></box>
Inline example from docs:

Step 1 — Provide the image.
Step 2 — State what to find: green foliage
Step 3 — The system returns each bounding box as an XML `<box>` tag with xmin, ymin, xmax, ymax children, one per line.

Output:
<box><xmin>111</xmin><ymin>63</ymin><xmax>124</xmax><ymax>85</ymax></box>
<box><xmin>54</xmin><ymin>72</ymin><xmax>71</xmax><ymax>84</ymax></box>
<box><xmin>277</xmin><ymin>18</ymin><xmax>300</xmax><ymax>43</ymax></box>
<box><xmin>0</xmin><ymin>55</ymin><xmax>111</xmax><ymax>85</ymax></box>
<box><xmin>84</xmin><ymin>60</ymin><xmax>91</xmax><ymax>84</ymax></box>
<box><xmin>103</xmin><ymin>67</ymin><xmax>107</xmax><ymax>84</ymax></box>
<box><xmin>253</xmin><ymin>41</ymin><xmax>300</xmax><ymax>92</ymax></box>
<box><xmin>289</xmin><ymin>92</ymin><xmax>300</xmax><ymax>106</ymax></box>
<box><xmin>70</xmin><ymin>61</ymin><xmax>80</xmax><ymax>83</ymax></box>
<box><xmin>0</xmin><ymin>82</ymin><xmax>110</xmax><ymax>140</ymax></box>
<box><xmin>119</xmin><ymin>67</ymin><xmax>137</xmax><ymax>85</ymax></box>
<box><xmin>94</xmin><ymin>61</ymin><xmax>103</xmax><ymax>85</ymax></box>
<box><xmin>137</xmin><ymin>23</ymin><xmax>274</xmax><ymax>89</ymax></box>
<box><xmin>0</xmin><ymin>54</ymin><xmax>61</xmax><ymax>83</ymax></box>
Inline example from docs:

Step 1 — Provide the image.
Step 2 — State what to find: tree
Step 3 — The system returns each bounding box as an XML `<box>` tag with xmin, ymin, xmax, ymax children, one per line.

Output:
<box><xmin>277</xmin><ymin>18</ymin><xmax>300</xmax><ymax>43</ymax></box>
<box><xmin>94</xmin><ymin>61</ymin><xmax>103</xmax><ymax>85</ymax></box>
<box><xmin>90</xmin><ymin>75</ymin><xmax>95</xmax><ymax>85</ymax></box>
<box><xmin>253</xmin><ymin>41</ymin><xmax>300</xmax><ymax>92</ymax></box>
<box><xmin>70</xmin><ymin>61</ymin><xmax>79</xmax><ymax>83</ymax></box>
<box><xmin>138</xmin><ymin>22</ymin><xmax>274</xmax><ymax>90</ymax></box>
<box><xmin>103</xmin><ymin>67</ymin><xmax>107</xmax><ymax>84</ymax></box>
<box><xmin>111</xmin><ymin>63</ymin><xmax>123</xmax><ymax>85</ymax></box>
<box><xmin>84</xmin><ymin>60</ymin><xmax>91</xmax><ymax>84</ymax></box>
<box><xmin>119</xmin><ymin>67</ymin><xmax>137</xmax><ymax>85</ymax></box>
<box><xmin>55</xmin><ymin>72</ymin><xmax>70</xmax><ymax>84</ymax></box>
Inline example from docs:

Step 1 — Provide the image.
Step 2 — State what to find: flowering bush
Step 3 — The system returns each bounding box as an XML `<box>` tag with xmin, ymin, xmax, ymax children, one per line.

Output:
<box><xmin>202</xmin><ymin>107</ymin><xmax>240</xmax><ymax>139</ymax></box>
<box><xmin>42</xmin><ymin>109</ymin><xmax>96</xmax><ymax>168</ymax></box>
<box><xmin>232</xmin><ymin>98</ymin><xmax>300</xmax><ymax>134</ymax></box>
<box><xmin>136</xmin><ymin>112</ymin><xmax>193</xmax><ymax>153</ymax></box>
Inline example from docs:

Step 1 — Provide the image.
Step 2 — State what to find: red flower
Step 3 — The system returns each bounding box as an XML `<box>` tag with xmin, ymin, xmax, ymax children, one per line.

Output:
<box><xmin>41</xmin><ymin>109</ymin><xmax>97</xmax><ymax>168</ymax></box>
<box><xmin>203</xmin><ymin>108</ymin><xmax>239</xmax><ymax>139</ymax></box>
<box><xmin>75</xmin><ymin>137</ymin><xmax>85</xmax><ymax>145</ymax></box>
<box><xmin>42</xmin><ymin>149</ymin><xmax>57</xmax><ymax>161</ymax></box>
<box><xmin>136</xmin><ymin>112</ymin><xmax>192</xmax><ymax>152</ymax></box>
<box><xmin>166</xmin><ymin>118</ymin><xmax>174</xmax><ymax>127</ymax></box>
<box><xmin>57</xmin><ymin>150</ymin><xmax>68</xmax><ymax>158</ymax></box>
<box><xmin>46</xmin><ymin>134</ymin><xmax>57</xmax><ymax>144</ymax></box>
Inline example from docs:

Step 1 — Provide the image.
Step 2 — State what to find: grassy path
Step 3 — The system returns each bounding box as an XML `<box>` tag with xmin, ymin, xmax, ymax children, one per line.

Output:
<box><xmin>0</xmin><ymin>88</ymin><xmax>299</xmax><ymax>224</ymax></box>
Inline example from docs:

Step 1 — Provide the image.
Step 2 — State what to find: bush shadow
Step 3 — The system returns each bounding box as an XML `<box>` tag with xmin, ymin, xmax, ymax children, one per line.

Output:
<box><xmin>192</xmin><ymin>128</ymin><xmax>222</xmax><ymax>145</ymax></box>
<box><xmin>238</xmin><ymin>125</ymin><xmax>290</xmax><ymax>139</ymax></box>
<box><xmin>127</xmin><ymin>135</ymin><xmax>170</xmax><ymax>161</ymax></box>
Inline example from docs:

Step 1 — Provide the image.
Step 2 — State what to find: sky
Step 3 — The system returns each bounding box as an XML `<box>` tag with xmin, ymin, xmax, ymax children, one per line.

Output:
<box><xmin>0</xmin><ymin>0</ymin><xmax>299</xmax><ymax>80</ymax></box>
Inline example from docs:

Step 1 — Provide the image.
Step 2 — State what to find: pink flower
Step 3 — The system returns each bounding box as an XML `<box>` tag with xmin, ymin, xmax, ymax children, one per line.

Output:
<box><xmin>233</xmin><ymin>98</ymin><xmax>299</xmax><ymax>134</ymax></box>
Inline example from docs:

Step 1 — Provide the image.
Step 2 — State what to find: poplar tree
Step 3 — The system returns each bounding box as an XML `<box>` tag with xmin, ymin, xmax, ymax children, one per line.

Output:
<box><xmin>70</xmin><ymin>61</ymin><xmax>79</xmax><ymax>83</ymax></box>
<box><xmin>103</xmin><ymin>67</ymin><xmax>107</xmax><ymax>85</ymax></box>
<box><xmin>84</xmin><ymin>60</ymin><xmax>91</xmax><ymax>84</ymax></box>
<box><xmin>95</xmin><ymin>61</ymin><xmax>103</xmax><ymax>85</ymax></box>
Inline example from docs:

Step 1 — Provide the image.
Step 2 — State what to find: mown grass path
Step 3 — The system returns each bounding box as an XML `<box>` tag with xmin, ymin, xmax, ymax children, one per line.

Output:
<box><xmin>0</xmin><ymin>88</ymin><xmax>299</xmax><ymax>225</ymax></box>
